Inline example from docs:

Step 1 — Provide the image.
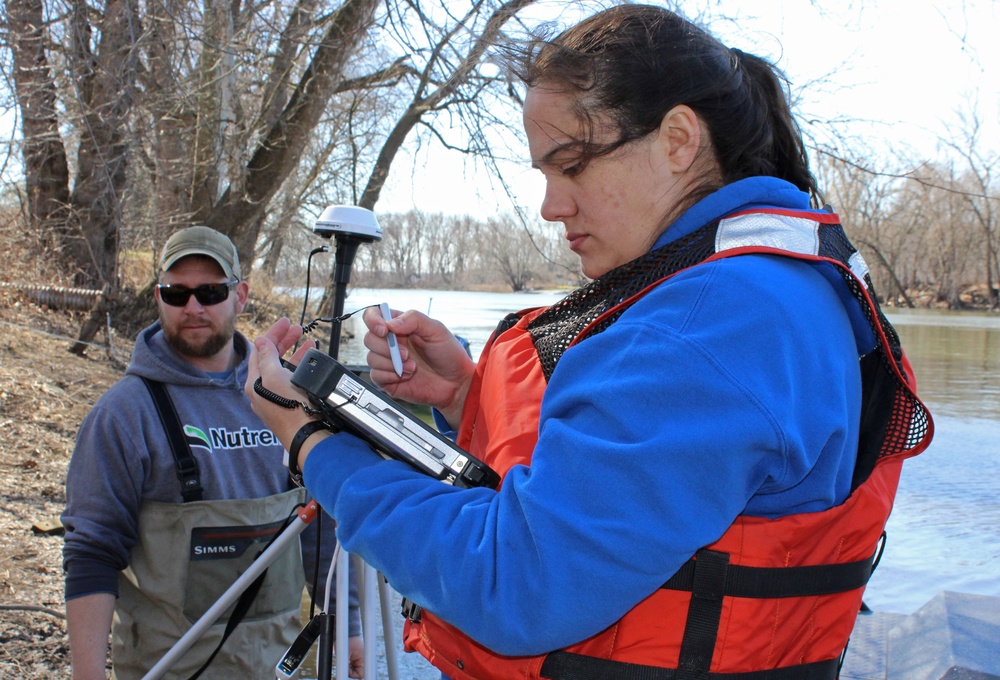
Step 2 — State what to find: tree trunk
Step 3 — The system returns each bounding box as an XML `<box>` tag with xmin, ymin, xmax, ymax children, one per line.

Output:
<box><xmin>64</xmin><ymin>0</ymin><xmax>139</xmax><ymax>288</ymax></box>
<box><xmin>206</xmin><ymin>0</ymin><xmax>381</xmax><ymax>269</ymax></box>
<box><xmin>6</xmin><ymin>0</ymin><xmax>71</xmax><ymax>240</ymax></box>
<box><xmin>142</xmin><ymin>1</ymin><xmax>184</xmax><ymax>235</ymax></box>
<box><xmin>857</xmin><ymin>239</ymin><xmax>915</xmax><ymax>308</ymax></box>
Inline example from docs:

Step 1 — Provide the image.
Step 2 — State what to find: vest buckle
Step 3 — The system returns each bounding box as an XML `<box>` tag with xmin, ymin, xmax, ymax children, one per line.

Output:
<box><xmin>400</xmin><ymin>597</ymin><xmax>423</xmax><ymax>623</ymax></box>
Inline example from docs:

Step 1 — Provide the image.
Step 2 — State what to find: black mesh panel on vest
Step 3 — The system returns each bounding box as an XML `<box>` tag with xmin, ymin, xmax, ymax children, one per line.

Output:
<box><xmin>528</xmin><ymin>225</ymin><xmax>720</xmax><ymax>381</ymax></box>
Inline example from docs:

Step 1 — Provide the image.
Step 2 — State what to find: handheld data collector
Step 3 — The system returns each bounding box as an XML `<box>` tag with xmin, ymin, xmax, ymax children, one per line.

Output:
<box><xmin>291</xmin><ymin>348</ymin><xmax>499</xmax><ymax>489</ymax></box>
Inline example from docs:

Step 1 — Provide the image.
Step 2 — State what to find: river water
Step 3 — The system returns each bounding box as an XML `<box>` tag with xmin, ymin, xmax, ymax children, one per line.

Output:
<box><xmin>333</xmin><ymin>289</ymin><xmax>1000</xmax><ymax>617</ymax></box>
<box><xmin>860</xmin><ymin>308</ymin><xmax>1000</xmax><ymax>614</ymax></box>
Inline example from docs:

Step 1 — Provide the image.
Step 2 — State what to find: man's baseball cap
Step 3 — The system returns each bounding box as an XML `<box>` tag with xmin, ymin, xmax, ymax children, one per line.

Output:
<box><xmin>158</xmin><ymin>226</ymin><xmax>242</xmax><ymax>280</ymax></box>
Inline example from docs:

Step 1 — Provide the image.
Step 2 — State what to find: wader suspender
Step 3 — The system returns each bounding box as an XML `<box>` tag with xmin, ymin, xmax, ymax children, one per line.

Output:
<box><xmin>140</xmin><ymin>377</ymin><xmax>272</xmax><ymax>680</ymax></box>
<box><xmin>142</xmin><ymin>378</ymin><xmax>204</xmax><ymax>502</ymax></box>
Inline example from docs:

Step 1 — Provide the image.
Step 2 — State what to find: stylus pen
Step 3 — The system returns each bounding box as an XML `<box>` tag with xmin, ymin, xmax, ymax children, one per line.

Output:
<box><xmin>380</xmin><ymin>302</ymin><xmax>403</xmax><ymax>376</ymax></box>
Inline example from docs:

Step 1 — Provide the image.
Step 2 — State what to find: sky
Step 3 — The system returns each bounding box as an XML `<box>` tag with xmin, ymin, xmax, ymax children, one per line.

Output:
<box><xmin>376</xmin><ymin>0</ymin><xmax>1000</xmax><ymax>220</ymax></box>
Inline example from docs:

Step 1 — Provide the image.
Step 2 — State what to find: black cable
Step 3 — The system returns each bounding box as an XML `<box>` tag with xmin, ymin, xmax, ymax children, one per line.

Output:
<box><xmin>301</xmin><ymin>303</ymin><xmax>378</xmax><ymax>335</ymax></box>
<box><xmin>295</xmin><ymin>246</ymin><xmax>331</xmax><ymax>354</ymax></box>
<box><xmin>252</xmin><ymin>377</ymin><xmax>323</xmax><ymax>416</ymax></box>
<box><xmin>300</xmin><ymin>246</ymin><xmax>331</xmax><ymax>327</ymax></box>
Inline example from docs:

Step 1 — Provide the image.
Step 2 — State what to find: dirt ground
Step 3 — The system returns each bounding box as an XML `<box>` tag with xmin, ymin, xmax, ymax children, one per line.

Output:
<box><xmin>0</xmin><ymin>283</ymin><xmax>298</xmax><ymax>679</ymax></box>
<box><xmin>0</xmin><ymin>289</ymin><xmax>117</xmax><ymax>677</ymax></box>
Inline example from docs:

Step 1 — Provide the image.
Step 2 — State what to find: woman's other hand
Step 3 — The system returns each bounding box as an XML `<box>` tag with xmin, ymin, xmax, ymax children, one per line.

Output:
<box><xmin>362</xmin><ymin>307</ymin><xmax>475</xmax><ymax>429</ymax></box>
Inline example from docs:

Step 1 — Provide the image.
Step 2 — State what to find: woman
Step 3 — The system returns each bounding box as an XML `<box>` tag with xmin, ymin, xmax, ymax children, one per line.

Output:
<box><xmin>248</xmin><ymin>6</ymin><xmax>932</xmax><ymax>679</ymax></box>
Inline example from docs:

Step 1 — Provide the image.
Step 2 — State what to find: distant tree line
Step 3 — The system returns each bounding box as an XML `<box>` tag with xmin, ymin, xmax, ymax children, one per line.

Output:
<box><xmin>818</xmin><ymin>111</ymin><xmax>999</xmax><ymax>310</ymax></box>
<box><xmin>283</xmin><ymin>210</ymin><xmax>583</xmax><ymax>293</ymax></box>
<box><xmin>289</xmin><ymin>124</ymin><xmax>1000</xmax><ymax>310</ymax></box>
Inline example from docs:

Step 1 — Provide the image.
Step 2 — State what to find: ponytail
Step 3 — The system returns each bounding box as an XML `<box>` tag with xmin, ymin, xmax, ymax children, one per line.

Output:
<box><xmin>726</xmin><ymin>49</ymin><xmax>819</xmax><ymax>201</ymax></box>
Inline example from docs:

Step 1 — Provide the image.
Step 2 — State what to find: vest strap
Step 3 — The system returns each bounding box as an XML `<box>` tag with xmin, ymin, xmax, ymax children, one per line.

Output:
<box><xmin>142</xmin><ymin>377</ymin><xmax>204</xmax><ymax>502</ymax></box>
<box><xmin>661</xmin><ymin>552</ymin><xmax>875</xmax><ymax>599</ymax></box>
<box><xmin>494</xmin><ymin>312</ymin><xmax>522</xmax><ymax>338</ymax></box>
<box><xmin>537</xmin><ymin>548</ymin><xmax>871</xmax><ymax>680</ymax></box>
<box><xmin>676</xmin><ymin>549</ymin><xmax>730</xmax><ymax>679</ymax></box>
<box><xmin>188</xmin><ymin>568</ymin><xmax>269</xmax><ymax>679</ymax></box>
<box><xmin>401</xmin><ymin>597</ymin><xmax>423</xmax><ymax>623</ymax></box>
<box><xmin>540</xmin><ymin>653</ymin><xmax>840</xmax><ymax>680</ymax></box>
<box><xmin>189</xmin><ymin>505</ymin><xmax>299</xmax><ymax>678</ymax></box>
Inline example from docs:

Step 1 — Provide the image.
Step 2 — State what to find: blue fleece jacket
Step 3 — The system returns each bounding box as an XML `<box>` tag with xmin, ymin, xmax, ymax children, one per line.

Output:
<box><xmin>303</xmin><ymin>177</ymin><xmax>870</xmax><ymax>655</ymax></box>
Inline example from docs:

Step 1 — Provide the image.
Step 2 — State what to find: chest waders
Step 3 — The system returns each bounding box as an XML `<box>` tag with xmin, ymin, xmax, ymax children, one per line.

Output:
<box><xmin>110</xmin><ymin>380</ymin><xmax>305</xmax><ymax>680</ymax></box>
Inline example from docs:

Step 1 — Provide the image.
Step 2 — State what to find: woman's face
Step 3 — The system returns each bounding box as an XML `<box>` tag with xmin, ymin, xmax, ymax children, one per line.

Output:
<box><xmin>523</xmin><ymin>87</ymin><xmax>690</xmax><ymax>279</ymax></box>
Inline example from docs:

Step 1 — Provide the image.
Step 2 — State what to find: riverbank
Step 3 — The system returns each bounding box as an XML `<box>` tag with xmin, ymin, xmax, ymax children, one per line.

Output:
<box><xmin>0</xmin><ymin>295</ymin><xmax>117</xmax><ymax>676</ymax></box>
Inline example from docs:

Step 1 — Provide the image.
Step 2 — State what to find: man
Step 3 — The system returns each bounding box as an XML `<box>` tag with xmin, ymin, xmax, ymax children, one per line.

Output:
<box><xmin>62</xmin><ymin>226</ymin><xmax>362</xmax><ymax>679</ymax></box>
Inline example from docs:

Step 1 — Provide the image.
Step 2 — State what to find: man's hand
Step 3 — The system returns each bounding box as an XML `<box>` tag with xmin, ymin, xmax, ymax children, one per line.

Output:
<box><xmin>347</xmin><ymin>635</ymin><xmax>364</xmax><ymax>678</ymax></box>
<box><xmin>245</xmin><ymin>318</ymin><xmax>319</xmax><ymax>450</ymax></box>
<box><xmin>263</xmin><ymin>316</ymin><xmax>309</xmax><ymax>360</ymax></box>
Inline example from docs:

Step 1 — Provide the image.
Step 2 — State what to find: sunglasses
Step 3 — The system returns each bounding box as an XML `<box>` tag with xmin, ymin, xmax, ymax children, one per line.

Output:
<box><xmin>157</xmin><ymin>280</ymin><xmax>238</xmax><ymax>307</ymax></box>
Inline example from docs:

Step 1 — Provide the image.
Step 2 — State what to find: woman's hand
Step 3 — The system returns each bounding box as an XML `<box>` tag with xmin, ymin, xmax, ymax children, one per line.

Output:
<box><xmin>245</xmin><ymin>318</ymin><xmax>324</xmax><ymax>451</ymax></box>
<box><xmin>362</xmin><ymin>307</ymin><xmax>475</xmax><ymax>429</ymax></box>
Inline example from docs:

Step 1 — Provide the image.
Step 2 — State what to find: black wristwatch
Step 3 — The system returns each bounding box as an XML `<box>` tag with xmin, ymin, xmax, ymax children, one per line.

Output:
<box><xmin>287</xmin><ymin>420</ymin><xmax>331</xmax><ymax>486</ymax></box>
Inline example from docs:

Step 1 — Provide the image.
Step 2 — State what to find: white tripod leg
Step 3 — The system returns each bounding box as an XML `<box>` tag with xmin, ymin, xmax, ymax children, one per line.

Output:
<box><xmin>333</xmin><ymin>554</ymin><xmax>400</xmax><ymax>680</ymax></box>
<box><xmin>335</xmin><ymin>546</ymin><xmax>350</xmax><ymax>680</ymax></box>
<box><xmin>362</xmin><ymin>561</ymin><xmax>378</xmax><ymax>679</ymax></box>
<box><xmin>378</xmin><ymin>571</ymin><xmax>399</xmax><ymax>680</ymax></box>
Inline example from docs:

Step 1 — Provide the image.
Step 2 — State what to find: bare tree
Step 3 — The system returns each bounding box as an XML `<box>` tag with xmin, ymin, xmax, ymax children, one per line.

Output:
<box><xmin>352</xmin><ymin>0</ymin><xmax>538</xmax><ymax>212</ymax></box>
<box><xmin>940</xmin><ymin>106</ymin><xmax>1000</xmax><ymax>308</ymax></box>
<box><xmin>7</xmin><ymin>0</ymin><xmax>138</xmax><ymax>286</ymax></box>
<box><xmin>376</xmin><ymin>210</ymin><xmax>428</xmax><ymax>285</ymax></box>
<box><xmin>6</xmin><ymin>0</ymin><xmax>382</xmax><ymax>288</ymax></box>
<box><xmin>5</xmin><ymin>0</ymin><xmax>554</xmax><ymax>349</ymax></box>
<box><xmin>6</xmin><ymin>0</ymin><xmax>69</xmax><ymax>246</ymax></box>
<box><xmin>818</xmin><ymin>153</ymin><xmax>914</xmax><ymax>306</ymax></box>
<box><xmin>205</xmin><ymin>0</ymin><xmax>382</xmax><ymax>261</ymax></box>
<box><xmin>481</xmin><ymin>214</ymin><xmax>540</xmax><ymax>291</ymax></box>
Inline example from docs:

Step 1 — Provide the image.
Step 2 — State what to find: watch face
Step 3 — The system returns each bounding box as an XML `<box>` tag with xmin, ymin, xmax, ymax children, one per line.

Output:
<box><xmin>284</xmin><ymin>447</ymin><xmax>303</xmax><ymax>484</ymax></box>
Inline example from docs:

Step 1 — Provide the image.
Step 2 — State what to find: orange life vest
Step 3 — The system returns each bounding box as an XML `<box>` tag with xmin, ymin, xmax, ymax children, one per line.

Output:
<box><xmin>403</xmin><ymin>209</ymin><xmax>932</xmax><ymax>680</ymax></box>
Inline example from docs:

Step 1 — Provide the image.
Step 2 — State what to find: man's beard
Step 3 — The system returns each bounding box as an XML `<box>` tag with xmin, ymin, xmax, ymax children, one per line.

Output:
<box><xmin>162</xmin><ymin>315</ymin><xmax>236</xmax><ymax>360</ymax></box>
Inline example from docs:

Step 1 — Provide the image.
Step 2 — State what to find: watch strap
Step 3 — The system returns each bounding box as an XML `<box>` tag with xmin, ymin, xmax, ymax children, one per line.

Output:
<box><xmin>287</xmin><ymin>420</ymin><xmax>331</xmax><ymax>485</ymax></box>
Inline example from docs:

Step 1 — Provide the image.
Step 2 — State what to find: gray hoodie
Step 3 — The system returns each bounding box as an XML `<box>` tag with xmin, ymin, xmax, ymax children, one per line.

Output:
<box><xmin>61</xmin><ymin>322</ymin><xmax>358</xmax><ymax>631</ymax></box>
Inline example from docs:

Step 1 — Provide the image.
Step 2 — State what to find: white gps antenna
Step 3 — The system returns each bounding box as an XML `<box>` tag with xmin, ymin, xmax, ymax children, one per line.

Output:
<box><xmin>313</xmin><ymin>205</ymin><xmax>383</xmax><ymax>241</ymax></box>
<box><xmin>313</xmin><ymin>205</ymin><xmax>382</xmax><ymax>359</ymax></box>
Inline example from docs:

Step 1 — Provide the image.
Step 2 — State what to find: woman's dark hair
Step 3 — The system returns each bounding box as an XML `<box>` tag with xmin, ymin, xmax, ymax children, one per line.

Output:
<box><xmin>515</xmin><ymin>4</ymin><xmax>819</xmax><ymax>205</ymax></box>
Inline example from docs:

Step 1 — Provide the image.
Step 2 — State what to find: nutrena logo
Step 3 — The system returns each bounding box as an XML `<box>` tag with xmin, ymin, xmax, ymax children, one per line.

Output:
<box><xmin>183</xmin><ymin>425</ymin><xmax>212</xmax><ymax>452</ymax></box>
<box><xmin>183</xmin><ymin>424</ymin><xmax>278</xmax><ymax>453</ymax></box>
